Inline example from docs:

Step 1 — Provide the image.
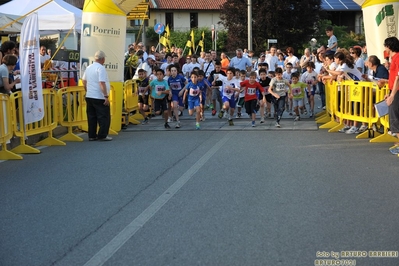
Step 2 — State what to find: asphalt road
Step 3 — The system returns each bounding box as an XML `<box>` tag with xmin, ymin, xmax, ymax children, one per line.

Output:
<box><xmin>1</xmin><ymin>119</ymin><xmax>399</xmax><ymax>266</ymax></box>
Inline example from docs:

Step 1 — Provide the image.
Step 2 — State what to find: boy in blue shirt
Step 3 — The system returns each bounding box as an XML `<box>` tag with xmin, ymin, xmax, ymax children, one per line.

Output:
<box><xmin>197</xmin><ymin>70</ymin><xmax>211</xmax><ymax>121</ymax></box>
<box><xmin>148</xmin><ymin>69</ymin><xmax>172</xmax><ymax>129</ymax></box>
<box><xmin>181</xmin><ymin>71</ymin><xmax>203</xmax><ymax>129</ymax></box>
<box><xmin>168</xmin><ymin>64</ymin><xmax>187</xmax><ymax>128</ymax></box>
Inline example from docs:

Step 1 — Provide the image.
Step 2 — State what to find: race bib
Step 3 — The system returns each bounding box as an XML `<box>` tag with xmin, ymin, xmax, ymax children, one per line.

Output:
<box><xmin>138</xmin><ymin>86</ymin><xmax>146</xmax><ymax>94</ymax></box>
<box><xmin>170</xmin><ymin>82</ymin><xmax>182</xmax><ymax>91</ymax></box>
<box><xmin>247</xmin><ymin>88</ymin><xmax>256</xmax><ymax>95</ymax></box>
<box><xmin>292</xmin><ymin>88</ymin><xmax>301</xmax><ymax>96</ymax></box>
<box><xmin>189</xmin><ymin>86</ymin><xmax>200</xmax><ymax>96</ymax></box>
<box><xmin>156</xmin><ymin>85</ymin><xmax>165</xmax><ymax>92</ymax></box>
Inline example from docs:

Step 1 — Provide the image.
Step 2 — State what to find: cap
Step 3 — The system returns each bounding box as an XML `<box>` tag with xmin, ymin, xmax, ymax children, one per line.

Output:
<box><xmin>260</xmin><ymin>53</ymin><xmax>265</xmax><ymax>57</ymax></box>
<box><xmin>94</xmin><ymin>50</ymin><xmax>106</xmax><ymax>60</ymax></box>
<box><xmin>148</xmin><ymin>54</ymin><xmax>156</xmax><ymax>61</ymax></box>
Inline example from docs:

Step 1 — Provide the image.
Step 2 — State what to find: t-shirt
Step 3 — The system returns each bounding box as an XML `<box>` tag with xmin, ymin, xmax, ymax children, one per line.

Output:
<box><xmin>198</xmin><ymin>78</ymin><xmax>211</xmax><ymax>96</ymax></box>
<box><xmin>389</xmin><ymin>53</ymin><xmax>399</xmax><ymax>91</ymax></box>
<box><xmin>301</xmin><ymin>70</ymin><xmax>318</xmax><ymax>85</ymax></box>
<box><xmin>290</xmin><ymin>82</ymin><xmax>307</xmax><ymax>99</ymax></box>
<box><xmin>218</xmin><ymin>75</ymin><xmax>240</xmax><ymax>99</ymax></box>
<box><xmin>373</xmin><ymin>64</ymin><xmax>389</xmax><ymax>80</ymax></box>
<box><xmin>82</xmin><ymin>62</ymin><xmax>110</xmax><ymax>100</ymax></box>
<box><xmin>186</xmin><ymin>81</ymin><xmax>202</xmax><ymax>100</ymax></box>
<box><xmin>229</xmin><ymin>56</ymin><xmax>252</xmax><ymax>71</ymax></box>
<box><xmin>150</xmin><ymin>79</ymin><xmax>169</xmax><ymax>99</ymax></box>
<box><xmin>0</xmin><ymin>64</ymin><xmax>9</xmax><ymax>88</ymax></box>
<box><xmin>136</xmin><ymin>77</ymin><xmax>149</xmax><ymax>95</ymax></box>
<box><xmin>265</xmin><ymin>54</ymin><xmax>278</xmax><ymax>71</ymax></box>
<box><xmin>327</xmin><ymin>35</ymin><xmax>338</xmax><ymax>52</ymax></box>
<box><xmin>355</xmin><ymin>57</ymin><xmax>365</xmax><ymax>74</ymax></box>
<box><xmin>208</xmin><ymin>70</ymin><xmax>226</xmax><ymax>91</ymax></box>
<box><xmin>269</xmin><ymin>78</ymin><xmax>289</xmax><ymax>97</ymax></box>
<box><xmin>240</xmin><ymin>80</ymin><xmax>264</xmax><ymax>101</ymax></box>
<box><xmin>168</xmin><ymin>75</ymin><xmax>186</xmax><ymax>94</ymax></box>
<box><xmin>259</xmin><ymin>77</ymin><xmax>271</xmax><ymax>95</ymax></box>
<box><xmin>339</xmin><ymin>63</ymin><xmax>363</xmax><ymax>81</ymax></box>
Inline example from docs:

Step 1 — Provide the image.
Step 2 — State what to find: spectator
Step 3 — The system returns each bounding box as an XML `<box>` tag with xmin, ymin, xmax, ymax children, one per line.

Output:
<box><xmin>0</xmin><ymin>54</ymin><xmax>20</xmax><ymax>94</ymax></box>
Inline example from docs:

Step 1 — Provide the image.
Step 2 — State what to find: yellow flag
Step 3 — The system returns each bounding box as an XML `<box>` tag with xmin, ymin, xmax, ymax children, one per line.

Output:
<box><xmin>186</xmin><ymin>40</ymin><xmax>192</xmax><ymax>55</ymax></box>
<box><xmin>198</xmin><ymin>31</ymin><xmax>205</xmax><ymax>52</ymax></box>
<box><xmin>160</xmin><ymin>36</ymin><xmax>168</xmax><ymax>47</ymax></box>
<box><xmin>165</xmin><ymin>24</ymin><xmax>170</xmax><ymax>39</ymax></box>
<box><xmin>190</xmin><ymin>30</ymin><xmax>195</xmax><ymax>53</ymax></box>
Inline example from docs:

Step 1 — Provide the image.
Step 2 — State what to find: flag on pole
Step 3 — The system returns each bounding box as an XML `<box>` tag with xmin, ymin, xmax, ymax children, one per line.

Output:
<box><xmin>165</xmin><ymin>24</ymin><xmax>170</xmax><ymax>39</ymax></box>
<box><xmin>160</xmin><ymin>36</ymin><xmax>168</xmax><ymax>47</ymax></box>
<box><xmin>198</xmin><ymin>31</ymin><xmax>205</xmax><ymax>52</ymax></box>
<box><xmin>20</xmin><ymin>12</ymin><xmax>44</xmax><ymax>124</ymax></box>
<box><xmin>190</xmin><ymin>30</ymin><xmax>195</xmax><ymax>54</ymax></box>
<box><xmin>185</xmin><ymin>40</ymin><xmax>192</xmax><ymax>55</ymax></box>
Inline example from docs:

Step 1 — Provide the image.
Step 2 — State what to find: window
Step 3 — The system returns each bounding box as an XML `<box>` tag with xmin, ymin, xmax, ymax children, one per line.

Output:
<box><xmin>130</xmin><ymin>20</ymin><xmax>142</xmax><ymax>27</ymax></box>
<box><xmin>165</xmin><ymin>13</ymin><xmax>174</xmax><ymax>30</ymax></box>
<box><xmin>190</xmin><ymin>13</ymin><xmax>198</xmax><ymax>29</ymax></box>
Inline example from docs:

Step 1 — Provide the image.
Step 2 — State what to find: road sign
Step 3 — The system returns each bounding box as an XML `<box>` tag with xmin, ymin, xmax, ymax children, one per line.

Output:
<box><xmin>154</xmin><ymin>23</ymin><xmax>165</xmax><ymax>34</ymax></box>
<box><xmin>268</xmin><ymin>39</ymin><xmax>277</xmax><ymax>43</ymax></box>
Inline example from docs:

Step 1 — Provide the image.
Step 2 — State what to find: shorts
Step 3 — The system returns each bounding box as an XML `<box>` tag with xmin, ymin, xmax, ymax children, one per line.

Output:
<box><xmin>171</xmin><ymin>93</ymin><xmax>184</xmax><ymax>106</ymax></box>
<box><xmin>212</xmin><ymin>88</ymin><xmax>222</xmax><ymax>101</ymax></box>
<box><xmin>292</xmin><ymin>98</ymin><xmax>303</xmax><ymax>108</ymax></box>
<box><xmin>188</xmin><ymin>97</ymin><xmax>201</xmax><ymax>109</ymax></box>
<box><xmin>245</xmin><ymin>99</ymin><xmax>257</xmax><ymax>115</ymax></box>
<box><xmin>154</xmin><ymin>97</ymin><xmax>168</xmax><ymax>112</ymax></box>
<box><xmin>222</xmin><ymin>96</ymin><xmax>236</xmax><ymax>108</ymax></box>
<box><xmin>263</xmin><ymin>94</ymin><xmax>273</xmax><ymax>103</ymax></box>
<box><xmin>237</xmin><ymin>97</ymin><xmax>245</xmax><ymax>108</ymax></box>
<box><xmin>138</xmin><ymin>94</ymin><xmax>149</xmax><ymax>105</ymax></box>
<box><xmin>305</xmin><ymin>85</ymin><xmax>317</xmax><ymax>97</ymax></box>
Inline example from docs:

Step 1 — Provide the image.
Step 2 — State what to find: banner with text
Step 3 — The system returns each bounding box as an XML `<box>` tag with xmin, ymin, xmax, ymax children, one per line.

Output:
<box><xmin>20</xmin><ymin>13</ymin><xmax>44</xmax><ymax>125</ymax></box>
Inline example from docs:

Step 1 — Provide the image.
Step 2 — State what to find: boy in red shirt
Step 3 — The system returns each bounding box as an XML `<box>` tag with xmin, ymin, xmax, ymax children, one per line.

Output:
<box><xmin>240</xmin><ymin>71</ymin><xmax>265</xmax><ymax>127</ymax></box>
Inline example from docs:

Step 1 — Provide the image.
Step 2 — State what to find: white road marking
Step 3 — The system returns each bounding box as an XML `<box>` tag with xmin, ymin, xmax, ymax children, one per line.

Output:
<box><xmin>83</xmin><ymin>132</ymin><xmax>233</xmax><ymax>266</ymax></box>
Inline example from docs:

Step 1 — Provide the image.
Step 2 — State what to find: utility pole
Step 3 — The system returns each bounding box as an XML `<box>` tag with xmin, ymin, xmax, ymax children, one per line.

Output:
<box><xmin>248</xmin><ymin>0</ymin><xmax>252</xmax><ymax>50</ymax></box>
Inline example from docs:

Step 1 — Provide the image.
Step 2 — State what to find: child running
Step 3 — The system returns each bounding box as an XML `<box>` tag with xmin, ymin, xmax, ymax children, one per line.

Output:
<box><xmin>197</xmin><ymin>70</ymin><xmax>211</xmax><ymax>121</ymax></box>
<box><xmin>136</xmin><ymin>69</ymin><xmax>150</xmax><ymax>124</ymax></box>
<box><xmin>215</xmin><ymin>67</ymin><xmax>241</xmax><ymax>125</ymax></box>
<box><xmin>148</xmin><ymin>69</ymin><xmax>172</xmax><ymax>129</ymax></box>
<box><xmin>300</xmin><ymin>61</ymin><xmax>318</xmax><ymax>118</ymax></box>
<box><xmin>236</xmin><ymin>70</ymin><xmax>247</xmax><ymax>118</ymax></box>
<box><xmin>288</xmin><ymin>72</ymin><xmax>307</xmax><ymax>121</ymax></box>
<box><xmin>240</xmin><ymin>71</ymin><xmax>265</xmax><ymax>127</ymax></box>
<box><xmin>182</xmin><ymin>71</ymin><xmax>203</xmax><ymax>130</ymax></box>
<box><xmin>269</xmin><ymin>68</ymin><xmax>291</xmax><ymax>127</ymax></box>
<box><xmin>168</xmin><ymin>64</ymin><xmax>187</xmax><ymax>128</ymax></box>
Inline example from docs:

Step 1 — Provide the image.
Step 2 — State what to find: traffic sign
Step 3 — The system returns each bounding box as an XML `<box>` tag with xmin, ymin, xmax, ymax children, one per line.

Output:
<box><xmin>154</xmin><ymin>23</ymin><xmax>165</xmax><ymax>34</ymax></box>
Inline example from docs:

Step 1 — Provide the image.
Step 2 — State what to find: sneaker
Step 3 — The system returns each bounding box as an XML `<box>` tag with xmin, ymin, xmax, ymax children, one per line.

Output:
<box><xmin>322</xmin><ymin>106</ymin><xmax>326</xmax><ymax>110</ymax></box>
<box><xmin>175</xmin><ymin>121</ymin><xmax>181</xmax><ymax>128</ymax></box>
<box><xmin>289</xmin><ymin>112</ymin><xmax>293</xmax><ymax>116</ymax></box>
<box><xmin>228</xmin><ymin>119</ymin><xmax>234</xmax><ymax>126</ymax></box>
<box><xmin>345</xmin><ymin>126</ymin><xmax>358</xmax><ymax>134</ymax></box>
<box><xmin>275</xmin><ymin>121</ymin><xmax>281</xmax><ymax>128</ymax></box>
<box><xmin>388</xmin><ymin>131</ymin><xmax>397</xmax><ymax>137</ymax></box>
<box><xmin>294</xmin><ymin>116</ymin><xmax>300</xmax><ymax>121</ymax></box>
<box><xmin>98</xmin><ymin>136</ymin><xmax>113</xmax><ymax>141</ymax></box>
<box><xmin>251</xmin><ymin>121</ymin><xmax>256</xmax><ymax>127</ymax></box>
<box><xmin>304</xmin><ymin>110</ymin><xmax>308</xmax><ymax>115</ymax></box>
<box><xmin>309</xmin><ymin>111</ymin><xmax>313</xmax><ymax>118</ymax></box>
<box><xmin>218</xmin><ymin>110</ymin><xmax>224</xmax><ymax>119</ymax></box>
<box><xmin>338</xmin><ymin>125</ymin><xmax>350</xmax><ymax>133</ymax></box>
<box><xmin>357</xmin><ymin>125</ymin><xmax>368</xmax><ymax>133</ymax></box>
<box><xmin>164</xmin><ymin>123</ymin><xmax>171</xmax><ymax>129</ymax></box>
<box><xmin>167</xmin><ymin>117</ymin><xmax>173</xmax><ymax>123</ymax></box>
<box><xmin>141</xmin><ymin>118</ymin><xmax>149</xmax><ymax>125</ymax></box>
<box><xmin>211</xmin><ymin>109</ymin><xmax>216</xmax><ymax>116</ymax></box>
<box><xmin>236</xmin><ymin>112</ymin><xmax>241</xmax><ymax>119</ymax></box>
<box><xmin>196</xmin><ymin>122</ymin><xmax>200</xmax><ymax>130</ymax></box>
<box><xmin>178</xmin><ymin>110</ymin><xmax>183</xmax><ymax>116</ymax></box>
<box><xmin>389</xmin><ymin>146</ymin><xmax>399</xmax><ymax>155</ymax></box>
<box><xmin>209</xmin><ymin>103</ymin><xmax>214</xmax><ymax>109</ymax></box>
<box><xmin>260</xmin><ymin>117</ymin><xmax>265</xmax><ymax>124</ymax></box>
<box><xmin>267</xmin><ymin>113</ymin><xmax>271</xmax><ymax>118</ymax></box>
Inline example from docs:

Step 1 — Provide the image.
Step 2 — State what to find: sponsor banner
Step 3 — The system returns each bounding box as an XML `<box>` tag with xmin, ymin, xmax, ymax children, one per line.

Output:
<box><xmin>20</xmin><ymin>13</ymin><xmax>44</xmax><ymax>124</ymax></box>
<box><xmin>80</xmin><ymin>13</ymin><xmax>126</xmax><ymax>82</ymax></box>
<box><xmin>361</xmin><ymin>2</ymin><xmax>398</xmax><ymax>60</ymax></box>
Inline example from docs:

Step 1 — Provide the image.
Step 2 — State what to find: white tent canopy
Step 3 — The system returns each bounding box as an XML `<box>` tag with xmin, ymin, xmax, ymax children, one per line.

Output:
<box><xmin>0</xmin><ymin>13</ymin><xmax>24</xmax><ymax>33</ymax></box>
<box><xmin>0</xmin><ymin>0</ymin><xmax>82</xmax><ymax>32</ymax></box>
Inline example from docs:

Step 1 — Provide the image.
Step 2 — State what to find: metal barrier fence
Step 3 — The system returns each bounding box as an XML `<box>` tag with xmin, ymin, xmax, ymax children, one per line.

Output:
<box><xmin>318</xmin><ymin>80</ymin><xmax>397</xmax><ymax>143</ymax></box>
<box><xmin>0</xmin><ymin>94</ymin><xmax>22</xmax><ymax>160</ymax></box>
<box><xmin>123</xmin><ymin>80</ymin><xmax>144</xmax><ymax>125</ymax></box>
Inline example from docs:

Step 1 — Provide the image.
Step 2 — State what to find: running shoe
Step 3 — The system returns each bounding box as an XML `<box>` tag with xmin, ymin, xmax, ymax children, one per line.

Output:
<box><xmin>275</xmin><ymin>121</ymin><xmax>281</xmax><ymax>128</ymax></box>
<box><xmin>164</xmin><ymin>123</ymin><xmax>171</xmax><ymax>129</ymax></box>
<box><xmin>175</xmin><ymin>121</ymin><xmax>181</xmax><ymax>128</ymax></box>
<box><xmin>196</xmin><ymin>123</ymin><xmax>200</xmax><ymax>130</ymax></box>
<box><xmin>141</xmin><ymin>118</ymin><xmax>149</xmax><ymax>125</ymax></box>
<box><xmin>294</xmin><ymin>116</ymin><xmax>300</xmax><ymax>121</ymax></box>
<box><xmin>252</xmin><ymin>121</ymin><xmax>256</xmax><ymax>127</ymax></box>
<box><xmin>218</xmin><ymin>110</ymin><xmax>224</xmax><ymax>119</ymax></box>
<box><xmin>345</xmin><ymin>126</ymin><xmax>358</xmax><ymax>134</ymax></box>
<box><xmin>212</xmin><ymin>109</ymin><xmax>216</xmax><ymax>116</ymax></box>
<box><xmin>260</xmin><ymin>117</ymin><xmax>265</xmax><ymax>124</ymax></box>
<box><xmin>228</xmin><ymin>119</ymin><xmax>234</xmax><ymax>126</ymax></box>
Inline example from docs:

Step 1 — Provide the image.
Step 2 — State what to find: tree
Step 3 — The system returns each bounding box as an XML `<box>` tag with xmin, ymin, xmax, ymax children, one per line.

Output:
<box><xmin>220</xmin><ymin>0</ymin><xmax>326</xmax><ymax>54</ymax></box>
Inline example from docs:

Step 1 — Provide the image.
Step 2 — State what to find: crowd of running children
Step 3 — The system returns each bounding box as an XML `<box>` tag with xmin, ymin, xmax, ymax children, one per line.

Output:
<box><xmin>133</xmin><ymin>29</ymin><xmax>387</xmax><ymax>131</ymax></box>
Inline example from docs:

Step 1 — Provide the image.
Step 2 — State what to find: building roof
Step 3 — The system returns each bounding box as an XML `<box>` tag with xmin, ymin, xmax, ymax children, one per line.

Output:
<box><xmin>149</xmin><ymin>0</ymin><xmax>226</xmax><ymax>10</ymax></box>
<box><xmin>322</xmin><ymin>0</ymin><xmax>361</xmax><ymax>11</ymax></box>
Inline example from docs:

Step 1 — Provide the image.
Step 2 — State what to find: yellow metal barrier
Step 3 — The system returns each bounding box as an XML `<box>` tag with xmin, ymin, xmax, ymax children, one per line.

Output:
<box><xmin>318</xmin><ymin>81</ymin><xmax>340</xmax><ymax>130</ymax></box>
<box><xmin>57</xmin><ymin>86</ymin><xmax>86</xmax><ymax>141</ymax></box>
<box><xmin>10</xmin><ymin>90</ymin><xmax>65</xmax><ymax>154</ymax></box>
<box><xmin>0</xmin><ymin>94</ymin><xmax>22</xmax><ymax>160</ymax></box>
<box><xmin>370</xmin><ymin>85</ymin><xmax>398</xmax><ymax>143</ymax></box>
<box><xmin>124</xmin><ymin>80</ymin><xmax>144</xmax><ymax>125</ymax></box>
